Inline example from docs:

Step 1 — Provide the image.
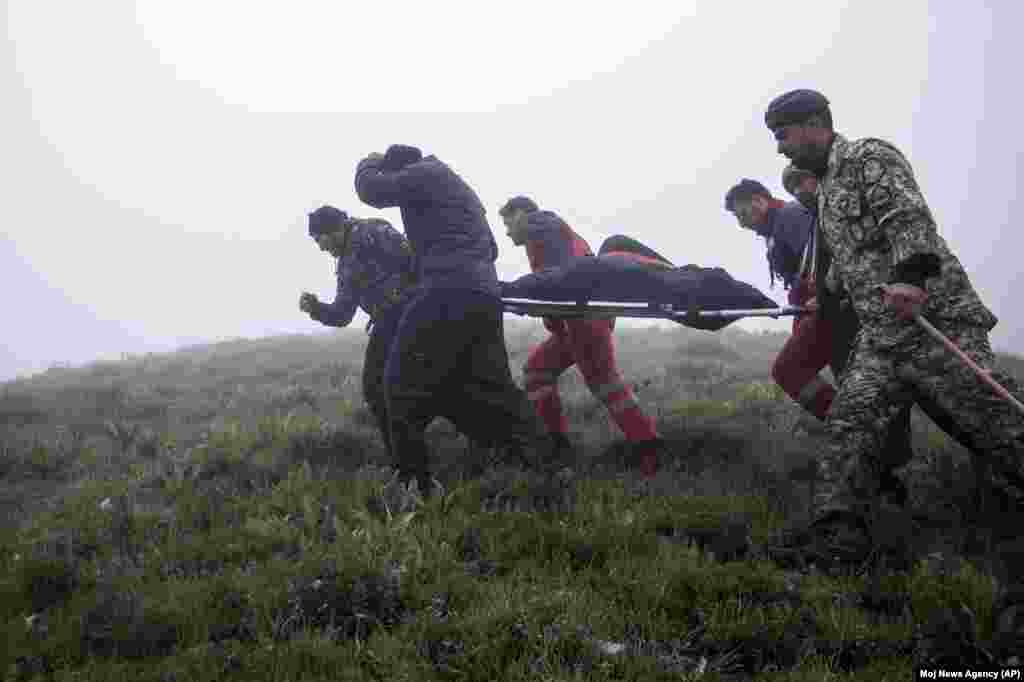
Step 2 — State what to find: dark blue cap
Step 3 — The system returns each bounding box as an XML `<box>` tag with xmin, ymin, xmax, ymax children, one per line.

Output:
<box><xmin>724</xmin><ymin>179</ymin><xmax>771</xmax><ymax>211</ymax></box>
<box><xmin>382</xmin><ymin>144</ymin><xmax>423</xmax><ymax>171</ymax></box>
<box><xmin>499</xmin><ymin>196</ymin><xmax>539</xmax><ymax>216</ymax></box>
<box><xmin>308</xmin><ymin>205</ymin><xmax>349</xmax><ymax>237</ymax></box>
<box><xmin>764</xmin><ymin>89</ymin><xmax>830</xmax><ymax>129</ymax></box>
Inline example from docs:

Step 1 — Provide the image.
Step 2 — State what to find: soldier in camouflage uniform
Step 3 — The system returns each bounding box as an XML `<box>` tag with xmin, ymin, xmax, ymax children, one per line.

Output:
<box><xmin>777</xmin><ymin>164</ymin><xmax>982</xmax><ymax>505</ymax></box>
<box><xmin>356</xmin><ymin>145</ymin><xmax>556</xmax><ymax>495</ymax></box>
<box><xmin>764</xmin><ymin>89</ymin><xmax>1024</xmax><ymax>653</ymax></box>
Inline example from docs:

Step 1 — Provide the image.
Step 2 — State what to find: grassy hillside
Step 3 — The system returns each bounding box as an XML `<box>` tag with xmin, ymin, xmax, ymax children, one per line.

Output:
<box><xmin>0</xmin><ymin>320</ymin><xmax>1020</xmax><ymax>679</ymax></box>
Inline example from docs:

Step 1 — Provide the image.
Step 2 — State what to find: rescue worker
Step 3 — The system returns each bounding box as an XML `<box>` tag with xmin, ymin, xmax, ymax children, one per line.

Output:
<box><xmin>499</xmin><ymin>196</ymin><xmax>665</xmax><ymax>479</ymax></box>
<box><xmin>724</xmin><ymin>178</ymin><xmax>811</xmax><ymax>292</ymax></box>
<box><xmin>764</xmin><ymin>88</ymin><xmax>1024</xmax><ymax>653</ymax></box>
<box><xmin>300</xmin><ymin>205</ymin><xmax>415</xmax><ymax>460</ymax></box>
<box><xmin>724</xmin><ymin>177</ymin><xmax>918</xmax><ymax>503</ymax></box>
<box><xmin>775</xmin><ymin>163</ymin><xmax>882</xmax><ymax>408</ymax></box>
<box><xmin>354</xmin><ymin>145</ymin><xmax>554</xmax><ymax>496</ymax></box>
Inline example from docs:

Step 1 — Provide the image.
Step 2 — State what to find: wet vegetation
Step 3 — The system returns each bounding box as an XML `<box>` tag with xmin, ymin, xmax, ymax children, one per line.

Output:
<box><xmin>1</xmin><ymin>321</ymin><xmax>1021</xmax><ymax>679</ymax></box>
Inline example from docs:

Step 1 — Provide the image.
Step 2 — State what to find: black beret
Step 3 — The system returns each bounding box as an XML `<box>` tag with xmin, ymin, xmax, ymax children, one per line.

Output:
<box><xmin>499</xmin><ymin>196</ymin><xmax>539</xmax><ymax>216</ymax></box>
<box><xmin>308</xmin><ymin>205</ymin><xmax>349</xmax><ymax>237</ymax></box>
<box><xmin>764</xmin><ymin>89</ymin><xmax>830</xmax><ymax>129</ymax></box>
<box><xmin>724</xmin><ymin>179</ymin><xmax>771</xmax><ymax>211</ymax></box>
<box><xmin>382</xmin><ymin>144</ymin><xmax>423</xmax><ymax>171</ymax></box>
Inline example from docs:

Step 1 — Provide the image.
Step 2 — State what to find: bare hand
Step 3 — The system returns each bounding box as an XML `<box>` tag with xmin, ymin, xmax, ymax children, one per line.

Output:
<box><xmin>299</xmin><ymin>292</ymin><xmax>319</xmax><ymax>314</ymax></box>
<box><xmin>364</xmin><ymin>152</ymin><xmax>385</xmax><ymax>164</ymax></box>
<box><xmin>882</xmin><ymin>283</ymin><xmax>927</xmax><ymax>320</ymax></box>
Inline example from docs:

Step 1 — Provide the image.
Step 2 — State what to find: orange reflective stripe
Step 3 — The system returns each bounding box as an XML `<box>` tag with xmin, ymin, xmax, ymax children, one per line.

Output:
<box><xmin>606</xmin><ymin>396</ymin><xmax>640</xmax><ymax>414</ymax></box>
<box><xmin>524</xmin><ymin>370</ymin><xmax>559</xmax><ymax>387</ymax></box>
<box><xmin>590</xmin><ymin>381</ymin><xmax>629</xmax><ymax>402</ymax></box>
<box><xmin>527</xmin><ymin>385</ymin><xmax>558</xmax><ymax>402</ymax></box>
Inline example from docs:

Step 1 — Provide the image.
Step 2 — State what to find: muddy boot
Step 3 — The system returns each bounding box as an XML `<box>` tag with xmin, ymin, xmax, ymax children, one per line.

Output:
<box><xmin>768</xmin><ymin>509</ymin><xmax>873</xmax><ymax>573</ymax></box>
<box><xmin>495</xmin><ymin>438</ymin><xmax>542</xmax><ymax>474</ymax></box>
<box><xmin>550</xmin><ymin>432</ymin><xmax>575</xmax><ymax>468</ymax></box>
<box><xmin>808</xmin><ymin>510</ymin><xmax>873</xmax><ymax>571</ymax></box>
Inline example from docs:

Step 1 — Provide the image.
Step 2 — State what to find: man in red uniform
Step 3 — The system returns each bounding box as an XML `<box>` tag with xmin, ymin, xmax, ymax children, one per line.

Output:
<box><xmin>770</xmin><ymin>166</ymin><xmax>844</xmax><ymax>420</ymax></box>
<box><xmin>499</xmin><ymin>196</ymin><xmax>664</xmax><ymax>478</ymax></box>
<box><xmin>728</xmin><ymin>169</ymin><xmax>980</xmax><ymax>506</ymax></box>
<box><xmin>724</xmin><ymin>177</ymin><xmax>841</xmax><ymax>416</ymax></box>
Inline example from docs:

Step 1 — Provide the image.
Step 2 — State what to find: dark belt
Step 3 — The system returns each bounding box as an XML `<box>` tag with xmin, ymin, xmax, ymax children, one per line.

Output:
<box><xmin>365</xmin><ymin>286</ymin><xmax>414</xmax><ymax>334</ymax></box>
<box><xmin>365</xmin><ymin>270</ymin><xmax>419</xmax><ymax>333</ymax></box>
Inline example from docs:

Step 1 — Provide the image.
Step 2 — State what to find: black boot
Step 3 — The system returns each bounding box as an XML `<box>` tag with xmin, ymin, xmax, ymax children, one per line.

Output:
<box><xmin>395</xmin><ymin>468</ymin><xmax>433</xmax><ymax>499</ymax></box>
<box><xmin>991</xmin><ymin>533</ymin><xmax>1024</xmax><ymax>662</ymax></box>
<box><xmin>878</xmin><ymin>471</ymin><xmax>909</xmax><ymax>508</ymax></box>
<box><xmin>550</xmin><ymin>432</ymin><xmax>574</xmax><ymax>463</ymax></box>
<box><xmin>390</xmin><ymin>416</ymin><xmax>432</xmax><ymax>498</ymax></box>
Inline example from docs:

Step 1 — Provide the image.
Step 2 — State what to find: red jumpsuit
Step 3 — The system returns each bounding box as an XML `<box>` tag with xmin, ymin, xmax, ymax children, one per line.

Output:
<box><xmin>769</xmin><ymin>238</ymin><xmax>837</xmax><ymax>421</ymax></box>
<box><xmin>521</xmin><ymin>215</ymin><xmax>659</xmax><ymax>474</ymax></box>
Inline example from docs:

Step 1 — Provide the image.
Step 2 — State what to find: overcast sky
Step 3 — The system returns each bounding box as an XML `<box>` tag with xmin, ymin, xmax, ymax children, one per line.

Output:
<box><xmin>2</xmin><ymin>1</ymin><xmax>1021</xmax><ymax>382</ymax></box>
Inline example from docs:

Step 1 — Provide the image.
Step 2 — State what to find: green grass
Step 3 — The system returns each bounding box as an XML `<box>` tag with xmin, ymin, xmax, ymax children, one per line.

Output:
<box><xmin>1</xmin><ymin>324</ymin><xmax>1021</xmax><ymax>679</ymax></box>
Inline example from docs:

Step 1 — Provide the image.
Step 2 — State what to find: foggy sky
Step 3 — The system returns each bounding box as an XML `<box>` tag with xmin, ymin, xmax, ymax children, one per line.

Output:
<box><xmin>2</xmin><ymin>1</ymin><xmax>1021</xmax><ymax>382</ymax></box>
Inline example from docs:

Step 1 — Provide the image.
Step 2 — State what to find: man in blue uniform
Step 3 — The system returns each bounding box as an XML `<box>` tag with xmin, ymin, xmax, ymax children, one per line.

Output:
<box><xmin>300</xmin><ymin>205</ymin><xmax>417</xmax><ymax>459</ymax></box>
<box><xmin>355</xmin><ymin>145</ymin><xmax>554</xmax><ymax>495</ymax></box>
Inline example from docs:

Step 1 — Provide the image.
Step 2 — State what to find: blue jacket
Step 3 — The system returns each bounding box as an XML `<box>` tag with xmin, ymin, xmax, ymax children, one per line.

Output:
<box><xmin>355</xmin><ymin>154</ymin><xmax>500</xmax><ymax>297</ymax></box>
<box><xmin>761</xmin><ymin>201</ymin><xmax>813</xmax><ymax>289</ymax></box>
<box><xmin>310</xmin><ymin>218</ymin><xmax>415</xmax><ymax>329</ymax></box>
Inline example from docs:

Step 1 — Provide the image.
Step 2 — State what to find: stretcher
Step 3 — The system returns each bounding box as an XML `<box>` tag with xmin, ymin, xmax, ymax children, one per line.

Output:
<box><xmin>502</xmin><ymin>298</ymin><xmax>808</xmax><ymax>330</ymax></box>
<box><xmin>499</xmin><ymin>235</ymin><xmax>807</xmax><ymax>331</ymax></box>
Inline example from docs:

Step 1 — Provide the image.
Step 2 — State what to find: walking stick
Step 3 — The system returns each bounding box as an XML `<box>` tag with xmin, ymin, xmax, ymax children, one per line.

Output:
<box><xmin>914</xmin><ymin>314</ymin><xmax>1024</xmax><ymax>417</ymax></box>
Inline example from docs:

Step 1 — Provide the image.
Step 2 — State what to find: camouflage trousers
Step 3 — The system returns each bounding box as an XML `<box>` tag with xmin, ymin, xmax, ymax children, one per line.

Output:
<box><xmin>817</xmin><ymin>323</ymin><xmax>1024</xmax><ymax>542</ymax></box>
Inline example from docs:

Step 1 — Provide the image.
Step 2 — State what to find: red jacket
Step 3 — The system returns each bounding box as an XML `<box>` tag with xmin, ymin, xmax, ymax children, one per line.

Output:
<box><xmin>524</xmin><ymin>210</ymin><xmax>593</xmax><ymax>271</ymax></box>
<box><xmin>523</xmin><ymin>210</ymin><xmax>595</xmax><ymax>334</ymax></box>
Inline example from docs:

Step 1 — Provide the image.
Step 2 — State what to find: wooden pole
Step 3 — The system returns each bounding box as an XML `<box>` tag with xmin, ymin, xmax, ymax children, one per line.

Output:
<box><xmin>914</xmin><ymin>314</ymin><xmax>1024</xmax><ymax>417</ymax></box>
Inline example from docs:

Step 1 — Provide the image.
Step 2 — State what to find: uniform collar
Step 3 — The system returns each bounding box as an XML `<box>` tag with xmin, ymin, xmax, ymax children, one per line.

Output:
<box><xmin>822</xmin><ymin>132</ymin><xmax>850</xmax><ymax>185</ymax></box>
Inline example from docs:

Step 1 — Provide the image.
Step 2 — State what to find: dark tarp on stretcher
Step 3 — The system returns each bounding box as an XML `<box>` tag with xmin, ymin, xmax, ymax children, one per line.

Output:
<box><xmin>500</xmin><ymin>256</ymin><xmax>777</xmax><ymax>311</ymax></box>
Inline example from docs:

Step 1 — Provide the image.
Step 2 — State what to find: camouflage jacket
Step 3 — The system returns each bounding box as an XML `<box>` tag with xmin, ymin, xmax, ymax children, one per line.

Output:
<box><xmin>816</xmin><ymin>133</ymin><xmax>996</xmax><ymax>348</ymax></box>
<box><xmin>310</xmin><ymin>218</ymin><xmax>415</xmax><ymax>330</ymax></box>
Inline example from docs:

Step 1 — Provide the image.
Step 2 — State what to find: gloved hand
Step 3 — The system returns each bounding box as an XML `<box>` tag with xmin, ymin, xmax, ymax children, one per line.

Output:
<box><xmin>299</xmin><ymin>292</ymin><xmax>319</xmax><ymax>315</ymax></box>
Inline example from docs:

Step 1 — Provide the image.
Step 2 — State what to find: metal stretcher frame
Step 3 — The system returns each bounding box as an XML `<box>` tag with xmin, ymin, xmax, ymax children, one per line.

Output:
<box><xmin>501</xmin><ymin>298</ymin><xmax>809</xmax><ymax>323</ymax></box>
